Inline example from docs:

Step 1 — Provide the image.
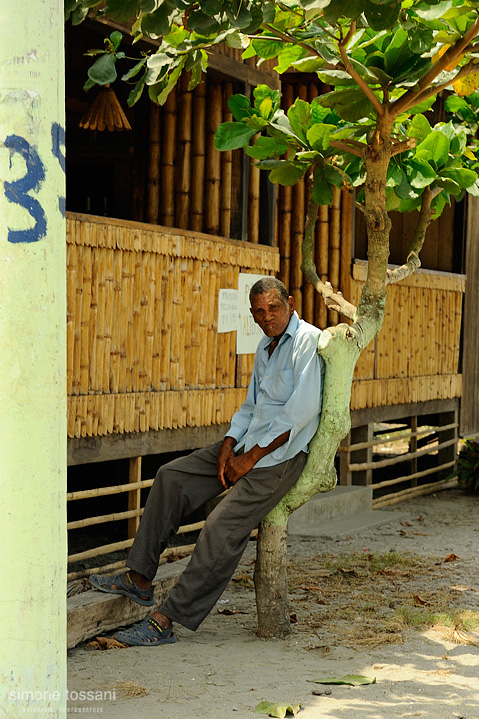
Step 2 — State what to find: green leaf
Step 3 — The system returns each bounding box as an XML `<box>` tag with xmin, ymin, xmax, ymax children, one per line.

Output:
<box><xmin>88</xmin><ymin>53</ymin><xmax>117</xmax><ymax>85</ymax></box>
<box><xmin>313</xmin><ymin>675</ymin><xmax>376</xmax><ymax>686</ymax></box>
<box><xmin>122</xmin><ymin>57</ymin><xmax>147</xmax><ymax>81</ymax></box>
<box><xmin>187</xmin><ymin>9</ymin><xmax>222</xmax><ymax>34</ymax></box>
<box><xmin>287</xmin><ymin>99</ymin><xmax>312</xmax><ymax>143</ymax></box>
<box><xmin>312</xmin><ymin>165</ymin><xmax>334</xmax><ymax>205</ymax></box>
<box><xmin>246</xmin><ymin>136</ymin><xmax>289</xmax><ymax>159</ymax></box>
<box><xmin>324</xmin><ymin>163</ymin><xmax>346</xmax><ymax>188</ymax></box>
<box><xmin>274</xmin><ymin>45</ymin><xmax>305</xmax><ymax>74</ymax></box>
<box><xmin>128</xmin><ymin>71</ymin><xmax>147</xmax><ymax>106</ymax></box>
<box><xmin>415</xmin><ymin>0</ymin><xmax>453</xmax><ymax>20</ymax></box>
<box><xmin>214</xmin><ymin>122</ymin><xmax>257</xmax><ymax>150</ymax></box>
<box><xmin>306</xmin><ymin>123</ymin><xmax>337</xmax><ymax>151</ymax></box>
<box><xmin>253</xmin><ymin>85</ymin><xmax>280</xmax><ymax>115</ymax></box>
<box><xmin>323</xmin><ymin>0</ymin><xmax>363</xmax><ymax>24</ymax></box>
<box><xmin>408</xmin><ymin>114</ymin><xmax>432</xmax><ymax>142</ymax></box>
<box><xmin>254</xmin><ymin>701</ymin><xmax>301</xmax><ymax>718</ymax></box>
<box><xmin>228</xmin><ymin>94</ymin><xmax>253</xmax><ymax>121</ymax></box>
<box><xmin>202</xmin><ymin>0</ymin><xmax>223</xmax><ymax>15</ymax></box>
<box><xmin>292</xmin><ymin>57</ymin><xmax>327</xmax><ymax>73</ymax></box>
<box><xmin>251</xmin><ymin>37</ymin><xmax>284</xmax><ymax>59</ymax></box>
<box><xmin>141</xmin><ymin>5</ymin><xmax>172</xmax><ymax>36</ymax></box>
<box><xmin>416</xmin><ymin>131</ymin><xmax>449</xmax><ymax>169</ymax></box>
<box><xmin>440</xmin><ymin>167</ymin><xmax>477</xmax><ymax>189</ymax></box>
<box><xmin>269</xmin><ymin>161</ymin><xmax>305</xmax><ymax>185</ymax></box>
<box><xmin>319</xmin><ymin>88</ymin><xmax>375</xmax><ymax>122</ymax></box>
<box><xmin>407</xmin><ymin>157</ymin><xmax>437</xmax><ymax>188</ymax></box>
<box><xmin>364</xmin><ymin>0</ymin><xmax>400</xmax><ymax>31</ymax></box>
<box><xmin>155</xmin><ymin>57</ymin><xmax>185</xmax><ymax>105</ymax></box>
<box><xmin>105</xmin><ymin>0</ymin><xmax>139</xmax><ymax>23</ymax></box>
<box><xmin>109</xmin><ymin>30</ymin><xmax>123</xmax><ymax>50</ymax></box>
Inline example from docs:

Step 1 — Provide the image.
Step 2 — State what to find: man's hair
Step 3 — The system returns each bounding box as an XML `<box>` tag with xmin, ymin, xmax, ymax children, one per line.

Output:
<box><xmin>249</xmin><ymin>277</ymin><xmax>289</xmax><ymax>305</ymax></box>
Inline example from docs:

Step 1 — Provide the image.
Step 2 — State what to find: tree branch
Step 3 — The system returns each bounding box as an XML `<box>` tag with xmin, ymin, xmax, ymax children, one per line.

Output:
<box><xmin>329</xmin><ymin>138</ymin><xmax>365</xmax><ymax>158</ymax></box>
<box><xmin>301</xmin><ymin>191</ymin><xmax>357</xmax><ymax>321</ymax></box>
<box><xmin>391</xmin><ymin>137</ymin><xmax>416</xmax><ymax>157</ymax></box>
<box><xmin>262</xmin><ymin>23</ymin><xmax>323</xmax><ymax>58</ymax></box>
<box><xmin>401</xmin><ymin>61</ymin><xmax>479</xmax><ymax>110</ymax></box>
<box><xmin>391</xmin><ymin>17</ymin><xmax>479</xmax><ymax>118</ymax></box>
<box><xmin>338</xmin><ymin>25</ymin><xmax>384</xmax><ymax>117</ymax></box>
<box><xmin>385</xmin><ymin>187</ymin><xmax>437</xmax><ymax>285</ymax></box>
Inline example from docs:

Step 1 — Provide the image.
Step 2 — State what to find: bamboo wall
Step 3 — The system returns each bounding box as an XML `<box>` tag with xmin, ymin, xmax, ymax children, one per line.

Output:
<box><xmin>66</xmin><ymin>212</ymin><xmax>279</xmax><ymax>439</ymax></box>
<box><xmin>349</xmin><ymin>263</ymin><xmax>464</xmax><ymax>410</ymax></box>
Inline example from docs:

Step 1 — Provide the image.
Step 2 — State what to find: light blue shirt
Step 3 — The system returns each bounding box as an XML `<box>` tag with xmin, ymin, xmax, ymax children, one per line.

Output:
<box><xmin>226</xmin><ymin>311</ymin><xmax>325</xmax><ymax>468</ymax></box>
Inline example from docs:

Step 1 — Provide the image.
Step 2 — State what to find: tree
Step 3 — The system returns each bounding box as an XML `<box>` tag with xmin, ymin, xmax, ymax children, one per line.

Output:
<box><xmin>67</xmin><ymin>0</ymin><xmax>479</xmax><ymax>637</ymax></box>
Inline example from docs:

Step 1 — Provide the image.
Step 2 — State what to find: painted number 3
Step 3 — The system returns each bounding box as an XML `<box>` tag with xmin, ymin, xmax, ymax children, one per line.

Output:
<box><xmin>4</xmin><ymin>122</ymin><xmax>66</xmax><ymax>244</ymax></box>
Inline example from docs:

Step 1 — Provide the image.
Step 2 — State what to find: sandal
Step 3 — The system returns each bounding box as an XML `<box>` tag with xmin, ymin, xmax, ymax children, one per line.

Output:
<box><xmin>89</xmin><ymin>571</ymin><xmax>155</xmax><ymax>606</ymax></box>
<box><xmin>114</xmin><ymin>618</ymin><xmax>176</xmax><ymax>647</ymax></box>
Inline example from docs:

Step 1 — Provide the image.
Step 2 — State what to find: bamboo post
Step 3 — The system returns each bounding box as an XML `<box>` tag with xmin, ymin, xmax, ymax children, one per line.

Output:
<box><xmin>160</xmin><ymin>88</ymin><xmax>177</xmax><ymax>226</ymax></box>
<box><xmin>221</xmin><ymin>81</ymin><xmax>233</xmax><ymax>238</ymax></box>
<box><xmin>303</xmin><ymin>172</ymin><xmax>315</xmax><ymax>323</ymax></box>
<box><xmin>190</xmin><ymin>82</ymin><xmax>206</xmax><ymax>231</ymax></box>
<box><xmin>278</xmin><ymin>84</ymin><xmax>294</xmax><ymax>288</ymax></box>
<box><xmin>315</xmin><ymin>205</ymin><xmax>329</xmax><ymax>328</ymax></box>
<box><xmin>290</xmin><ymin>84</ymin><xmax>308</xmax><ymax>313</ymax></box>
<box><xmin>328</xmin><ymin>186</ymin><xmax>341</xmax><ymax>325</ymax></box>
<box><xmin>128</xmin><ymin>457</ymin><xmax>142</xmax><ymax>540</ymax></box>
<box><xmin>175</xmin><ymin>72</ymin><xmax>193</xmax><ymax>229</ymax></box>
<box><xmin>248</xmin><ymin>150</ymin><xmax>261</xmax><ymax>244</ymax></box>
<box><xmin>146</xmin><ymin>103</ymin><xmax>161</xmax><ymax>224</ymax></box>
<box><xmin>340</xmin><ymin>188</ymin><xmax>354</xmax><ymax>304</ymax></box>
<box><xmin>205</xmin><ymin>81</ymin><xmax>222</xmax><ymax>234</ymax></box>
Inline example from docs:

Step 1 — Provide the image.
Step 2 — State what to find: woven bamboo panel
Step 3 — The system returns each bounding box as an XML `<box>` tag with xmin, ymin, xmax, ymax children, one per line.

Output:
<box><xmin>66</xmin><ymin>214</ymin><xmax>278</xmax><ymax>438</ymax></box>
<box><xmin>351</xmin><ymin>374</ymin><xmax>462</xmax><ymax>411</ymax></box>
<box><xmin>351</xmin><ymin>270</ymin><xmax>464</xmax><ymax>387</ymax></box>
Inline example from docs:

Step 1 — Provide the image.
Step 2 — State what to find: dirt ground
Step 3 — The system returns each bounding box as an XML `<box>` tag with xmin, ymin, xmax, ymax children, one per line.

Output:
<box><xmin>68</xmin><ymin>487</ymin><xmax>479</xmax><ymax>719</ymax></box>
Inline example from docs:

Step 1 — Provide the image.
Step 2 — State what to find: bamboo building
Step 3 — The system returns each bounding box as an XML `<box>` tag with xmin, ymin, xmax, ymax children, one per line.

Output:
<box><xmin>65</xmin><ymin>20</ymin><xmax>479</xmax><ymax>583</ymax></box>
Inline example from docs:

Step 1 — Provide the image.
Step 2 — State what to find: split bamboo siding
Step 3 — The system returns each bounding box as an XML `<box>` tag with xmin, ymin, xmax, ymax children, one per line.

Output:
<box><xmin>349</xmin><ymin>263</ymin><xmax>464</xmax><ymax>410</ymax></box>
<box><xmin>67</xmin><ymin>212</ymin><xmax>279</xmax><ymax>439</ymax></box>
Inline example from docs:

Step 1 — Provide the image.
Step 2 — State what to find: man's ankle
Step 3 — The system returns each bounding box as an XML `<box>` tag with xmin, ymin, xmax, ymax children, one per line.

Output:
<box><xmin>129</xmin><ymin>570</ymin><xmax>152</xmax><ymax>590</ymax></box>
<box><xmin>151</xmin><ymin>611</ymin><xmax>172</xmax><ymax>630</ymax></box>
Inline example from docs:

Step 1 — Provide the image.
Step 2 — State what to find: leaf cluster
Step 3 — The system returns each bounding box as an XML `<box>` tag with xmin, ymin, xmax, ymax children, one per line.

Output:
<box><xmin>456</xmin><ymin>438</ymin><xmax>479</xmax><ymax>494</ymax></box>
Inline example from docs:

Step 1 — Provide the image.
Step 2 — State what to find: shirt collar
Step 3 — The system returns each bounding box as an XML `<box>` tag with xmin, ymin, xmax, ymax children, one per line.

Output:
<box><xmin>264</xmin><ymin>311</ymin><xmax>299</xmax><ymax>352</ymax></box>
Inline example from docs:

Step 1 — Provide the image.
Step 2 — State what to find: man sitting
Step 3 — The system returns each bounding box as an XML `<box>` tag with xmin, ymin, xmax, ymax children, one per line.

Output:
<box><xmin>90</xmin><ymin>277</ymin><xmax>324</xmax><ymax>646</ymax></box>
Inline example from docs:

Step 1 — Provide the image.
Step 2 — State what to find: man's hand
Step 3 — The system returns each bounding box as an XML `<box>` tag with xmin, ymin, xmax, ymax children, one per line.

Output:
<box><xmin>223</xmin><ymin>451</ymin><xmax>258</xmax><ymax>486</ymax></box>
<box><xmin>217</xmin><ymin>436</ymin><xmax>236</xmax><ymax>489</ymax></box>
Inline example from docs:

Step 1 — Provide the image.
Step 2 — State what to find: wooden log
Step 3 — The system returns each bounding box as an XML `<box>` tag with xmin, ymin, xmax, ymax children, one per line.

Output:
<box><xmin>160</xmin><ymin>88</ymin><xmax>177</xmax><ymax>226</ymax></box>
<box><xmin>190</xmin><ymin>82</ymin><xmax>206</xmax><ymax>231</ymax></box>
<box><xmin>146</xmin><ymin>104</ymin><xmax>161</xmax><ymax>224</ymax></box>
<box><xmin>220</xmin><ymin>81</ymin><xmax>233</xmax><ymax>238</ymax></box>
<box><xmin>205</xmin><ymin>82</ymin><xmax>223</xmax><ymax>234</ymax></box>
<box><xmin>175</xmin><ymin>72</ymin><xmax>193</xmax><ymax>229</ymax></box>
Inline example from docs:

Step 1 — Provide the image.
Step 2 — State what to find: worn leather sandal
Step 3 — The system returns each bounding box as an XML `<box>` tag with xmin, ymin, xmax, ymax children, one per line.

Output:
<box><xmin>114</xmin><ymin>618</ymin><xmax>176</xmax><ymax>647</ymax></box>
<box><xmin>89</xmin><ymin>571</ymin><xmax>155</xmax><ymax>606</ymax></box>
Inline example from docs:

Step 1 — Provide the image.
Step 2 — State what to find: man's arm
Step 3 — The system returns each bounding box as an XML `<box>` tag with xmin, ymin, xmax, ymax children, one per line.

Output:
<box><xmin>219</xmin><ymin>430</ymin><xmax>291</xmax><ymax>488</ymax></box>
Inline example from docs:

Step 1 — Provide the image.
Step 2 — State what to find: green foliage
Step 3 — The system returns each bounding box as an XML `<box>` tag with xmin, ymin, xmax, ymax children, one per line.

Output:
<box><xmin>456</xmin><ymin>439</ymin><xmax>479</xmax><ymax>494</ymax></box>
<box><xmin>67</xmin><ymin>0</ymin><xmax>479</xmax><ymax>208</ymax></box>
<box><xmin>254</xmin><ymin>701</ymin><xmax>301</xmax><ymax>718</ymax></box>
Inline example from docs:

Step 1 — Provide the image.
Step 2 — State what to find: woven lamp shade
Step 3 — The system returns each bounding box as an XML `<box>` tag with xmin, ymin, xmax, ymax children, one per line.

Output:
<box><xmin>79</xmin><ymin>86</ymin><xmax>132</xmax><ymax>132</ymax></box>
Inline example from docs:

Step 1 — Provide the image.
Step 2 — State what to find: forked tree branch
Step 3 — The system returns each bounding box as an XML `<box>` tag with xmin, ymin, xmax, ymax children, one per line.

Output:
<box><xmin>338</xmin><ymin>26</ymin><xmax>384</xmax><ymax>117</ymax></box>
<box><xmin>385</xmin><ymin>186</ymin><xmax>440</xmax><ymax>285</ymax></box>
<box><xmin>301</xmin><ymin>190</ymin><xmax>357</xmax><ymax>321</ymax></box>
<box><xmin>329</xmin><ymin>138</ymin><xmax>365</xmax><ymax>158</ymax></box>
<box><xmin>391</xmin><ymin>17</ymin><xmax>479</xmax><ymax>118</ymax></box>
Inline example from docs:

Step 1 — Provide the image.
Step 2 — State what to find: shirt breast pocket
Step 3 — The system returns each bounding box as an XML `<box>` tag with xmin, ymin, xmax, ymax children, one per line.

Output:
<box><xmin>261</xmin><ymin>368</ymin><xmax>294</xmax><ymax>404</ymax></box>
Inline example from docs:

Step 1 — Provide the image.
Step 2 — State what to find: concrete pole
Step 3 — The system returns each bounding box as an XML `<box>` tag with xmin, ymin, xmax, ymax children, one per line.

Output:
<box><xmin>0</xmin><ymin>1</ymin><xmax>66</xmax><ymax>716</ymax></box>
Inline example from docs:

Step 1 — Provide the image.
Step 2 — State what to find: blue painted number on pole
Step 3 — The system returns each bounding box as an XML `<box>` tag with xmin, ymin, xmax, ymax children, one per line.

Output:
<box><xmin>51</xmin><ymin>122</ymin><xmax>66</xmax><ymax>217</ymax></box>
<box><xmin>4</xmin><ymin>134</ymin><xmax>47</xmax><ymax>244</ymax></box>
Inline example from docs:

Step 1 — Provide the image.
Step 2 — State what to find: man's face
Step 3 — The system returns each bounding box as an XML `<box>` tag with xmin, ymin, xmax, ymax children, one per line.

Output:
<box><xmin>250</xmin><ymin>289</ymin><xmax>294</xmax><ymax>338</ymax></box>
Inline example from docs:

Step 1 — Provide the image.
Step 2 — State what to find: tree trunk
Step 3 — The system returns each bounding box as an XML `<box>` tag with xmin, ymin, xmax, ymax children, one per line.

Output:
<box><xmin>254</xmin><ymin>514</ymin><xmax>290</xmax><ymax>637</ymax></box>
<box><xmin>254</xmin><ymin>121</ymin><xmax>393</xmax><ymax>636</ymax></box>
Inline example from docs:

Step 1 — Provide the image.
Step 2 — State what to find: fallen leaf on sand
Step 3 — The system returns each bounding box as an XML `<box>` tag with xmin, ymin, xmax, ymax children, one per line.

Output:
<box><xmin>311</xmin><ymin>675</ymin><xmax>376</xmax><ymax>686</ymax></box>
<box><xmin>444</xmin><ymin>553</ymin><xmax>460</xmax><ymax>563</ymax></box>
<box><xmin>413</xmin><ymin>594</ymin><xmax>432</xmax><ymax>606</ymax></box>
<box><xmin>254</xmin><ymin>701</ymin><xmax>301</xmax><ymax>717</ymax></box>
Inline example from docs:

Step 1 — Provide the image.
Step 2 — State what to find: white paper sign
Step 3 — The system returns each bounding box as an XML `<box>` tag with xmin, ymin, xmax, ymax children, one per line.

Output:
<box><xmin>217</xmin><ymin>289</ymin><xmax>238</xmax><ymax>333</ymax></box>
<box><xmin>236</xmin><ymin>273</ymin><xmax>269</xmax><ymax>355</ymax></box>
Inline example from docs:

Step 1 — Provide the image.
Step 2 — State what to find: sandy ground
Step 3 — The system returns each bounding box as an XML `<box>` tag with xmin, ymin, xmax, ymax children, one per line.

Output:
<box><xmin>68</xmin><ymin>488</ymin><xmax>479</xmax><ymax>719</ymax></box>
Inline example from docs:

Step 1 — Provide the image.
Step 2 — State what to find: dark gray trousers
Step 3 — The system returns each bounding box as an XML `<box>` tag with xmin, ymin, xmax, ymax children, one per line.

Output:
<box><xmin>126</xmin><ymin>441</ymin><xmax>307</xmax><ymax>630</ymax></box>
